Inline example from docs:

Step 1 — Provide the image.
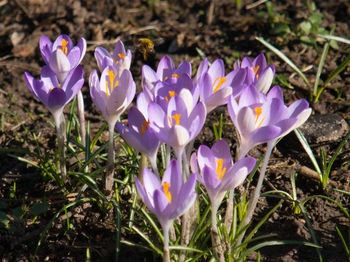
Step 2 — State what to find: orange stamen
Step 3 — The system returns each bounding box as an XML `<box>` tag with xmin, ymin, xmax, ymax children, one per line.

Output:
<box><xmin>168</xmin><ymin>113</ymin><xmax>181</xmax><ymax>127</ymax></box>
<box><xmin>118</xmin><ymin>53</ymin><xmax>126</xmax><ymax>59</ymax></box>
<box><xmin>172</xmin><ymin>114</ymin><xmax>181</xmax><ymax>125</ymax></box>
<box><xmin>60</xmin><ymin>39</ymin><xmax>69</xmax><ymax>55</ymax></box>
<box><xmin>140</xmin><ymin>120</ymin><xmax>150</xmax><ymax>135</ymax></box>
<box><xmin>216</xmin><ymin>158</ymin><xmax>226</xmax><ymax>179</ymax></box>
<box><xmin>254</xmin><ymin>107</ymin><xmax>265</xmax><ymax>128</ymax></box>
<box><xmin>162</xmin><ymin>182</ymin><xmax>172</xmax><ymax>203</ymax></box>
<box><xmin>212</xmin><ymin>76</ymin><xmax>227</xmax><ymax>93</ymax></box>
<box><xmin>105</xmin><ymin>82</ymin><xmax>110</xmax><ymax>98</ymax></box>
<box><xmin>252</xmin><ymin>65</ymin><xmax>260</xmax><ymax>79</ymax></box>
<box><xmin>107</xmin><ymin>70</ymin><xmax>118</xmax><ymax>93</ymax></box>
<box><xmin>165</xmin><ymin>90</ymin><xmax>176</xmax><ymax>103</ymax></box>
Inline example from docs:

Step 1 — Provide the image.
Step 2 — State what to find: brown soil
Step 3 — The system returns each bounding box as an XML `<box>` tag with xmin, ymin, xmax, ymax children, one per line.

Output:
<box><xmin>0</xmin><ymin>0</ymin><xmax>349</xmax><ymax>261</ymax></box>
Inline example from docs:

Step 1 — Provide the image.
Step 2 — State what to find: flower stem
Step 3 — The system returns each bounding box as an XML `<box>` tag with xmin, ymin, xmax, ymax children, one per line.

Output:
<box><xmin>54</xmin><ymin>111</ymin><xmax>66</xmax><ymax>182</ymax></box>
<box><xmin>224</xmin><ymin>151</ymin><xmax>243</xmax><ymax>233</ymax></box>
<box><xmin>163</xmin><ymin>224</ymin><xmax>171</xmax><ymax>262</ymax></box>
<box><xmin>237</xmin><ymin>141</ymin><xmax>275</xmax><ymax>245</ymax></box>
<box><xmin>106</xmin><ymin>122</ymin><xmax>116</xmax><ymax>194</ymax></box>
<box><xmin>139</xmin><ymin>153</ymin><xmax>148</xmax><ymax>182</ymax></box>
<box><xmin>211</xmin><ymin>202</ymin><xmax>225</xmax><ymax>262</ymax></box>
<box><xmin>77</xmin><ymin>90</ymin><xmax>86</xmax><ymax>147</ymax></box>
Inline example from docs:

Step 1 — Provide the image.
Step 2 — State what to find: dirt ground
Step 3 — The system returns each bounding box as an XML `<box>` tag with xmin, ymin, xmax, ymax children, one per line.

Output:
<box><xmin>0</xmin><ymin>0</ymin><xmax>349</xmax><ymax>261</ymax></box>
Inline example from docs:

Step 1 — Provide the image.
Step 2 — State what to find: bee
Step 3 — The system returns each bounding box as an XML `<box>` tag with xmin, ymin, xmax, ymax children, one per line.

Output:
<box><xmin>133</xmin><ymin>37</ymin><xmax>165</xmax><ymax>67</ymax></box>
<box><xmin>137</xmin><ymin>38</ymin><xmax>155</xmax><ymax>61</ymax></box>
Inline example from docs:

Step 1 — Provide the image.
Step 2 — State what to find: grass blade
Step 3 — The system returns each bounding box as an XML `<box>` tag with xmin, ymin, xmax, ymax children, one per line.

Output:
<box><xmin>255</xmin><ymin>37</ymin><xmax>312</xmax><ymax>92</ymax></box>
<box><xmin>237</xmin><ymin>240</ymin><xmax>321</xmax><ymax>261</ymax></box>
<box><xmin>335</xmin><ymin>226</ymin><xmax>350</xmax><ymax>256</ymax></box>
<box><xmin>324</xmin><ymin>130</ymin><xmax>350</xmax><ymax>185</ymax></box>
<box><xmin>131</xmin><ymin>225</ymin><xmax>163</xmax><ymax>255</ymax></box>
<box><xmin>313</xmin><ymin>28</ymin><xmax>332</xmax><ymax>97</ymax></box>
<box><xmin>294</xmin><ymin>128</ymin><xmax>323</xmax><ymax>179</ymax></box>
<box><xmin>297</xmin><ymin>203</ymin><xmax>323</xmax><ymax>261</ymax></box>
<box><xmin>315</xmin><ymin>53</ymin><xmax>350</xmax><ymax>102</ymax></box>
<box><xmin>317</xmin><ymin>34</ymin><xmax>350</xmax><ymax>45</ymax></box>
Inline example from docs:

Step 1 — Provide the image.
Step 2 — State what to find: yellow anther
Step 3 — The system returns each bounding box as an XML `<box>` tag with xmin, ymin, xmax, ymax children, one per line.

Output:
<box><xmin>165</xmin><ymin>90</ymin><xmax>176</xmax><ymax>103</ymax></box>
<box><xmin>162</xmin><ymin>182</ymin><xmax>172</xmax><ymax>203</ymax></box>
<box><xmin>107</xmin><ymin>70</ymin><xmax>118</xmax><ymax>93</ymax></box>
<box><xmin>252</xmin><ymin>65</ymin><xmax>260</xmax><ymax>79</ymax></box>
<box><xmin>105</xmin><ymin>82</ymin><xmax>110</xmax><ymax>98</ymax></box>
<box><xmin>254</xmin><ymin>107</ymin><xmax>262</xmax><ymax>123</ymax></box>
<box><xmin>140</xmin><ymin>120</ymin><xmax>150</xmax><ymax>135</ymax></box>
<box><xmin>118</xmin><ymin>53</ymin><xmax>126</xmax><ymax>59</ymax></box>
<box><xmin>254</xmin><ymin>107</ymin><xmax>265</xmax><ymax>128</ymax></box>
<box><xmin>168</xmin><ymin>116</ymin><xmax>173</xmax><ymax>127</ymax></box>
<box><xmin>216</xmin><ymin>158</ymin><xmax>226</xmax><ymax>179</ymax></box>
<box><xmin>113</xmin><ymin>58</ymin><xmax>119</xmax><ymax>65</ymax></box>
<box><xmin>212</xmin><ymin>76</ymin><xmax>227</xmax><ymax>93</ymax></box>
<box><xmin>50</xmin><ymin>84</ymin><xmax>61</xmax><ymax>92</ymax></box>
<box><xmin>168</xmin><ymin>113</ymin><xmax>181</xmax><ymax>127</ymax></box>
<box><xmin>164</xmin><ymin>76</ymin><xmax>168</xmax><ymax>81</ymax></box>
<box><xmin>59</xmin><ymin>39</ymin><xmax>69</xmax><ymax>56</ymax></box>
<box><xmin>172</xmin><ymin>114</ymin><xmax>181</xmax><ymax>125</ymax></box>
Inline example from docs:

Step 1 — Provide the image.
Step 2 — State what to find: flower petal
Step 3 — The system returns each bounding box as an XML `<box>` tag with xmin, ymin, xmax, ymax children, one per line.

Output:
<box><xmin>170</xmin><ymin>173</ymin><xmax>197</xmax><ymax>219</ymax></box>
<box><xmin>39</xmin><ymin>35</ymin><xmax>52</xmax><ymax>65</ymax></box>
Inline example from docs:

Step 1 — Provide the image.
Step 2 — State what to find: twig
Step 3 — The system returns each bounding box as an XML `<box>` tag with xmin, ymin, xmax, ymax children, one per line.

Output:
<box><xmin>246</xmin><ymin>0</ymin><xmax>268</xmax><ymax>10</ymax></box>
<box><xmin>297</xmin><ymin>165</ymin><xmax>349</xmax><ymax>190</ymax></box>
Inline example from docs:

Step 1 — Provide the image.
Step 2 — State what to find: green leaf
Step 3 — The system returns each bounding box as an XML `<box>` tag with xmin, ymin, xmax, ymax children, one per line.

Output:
<box><xmin>308</xmin><ymin>13</ymin><xmax>323</xmax><ymax>25</ymax></box>
<box><xmin>12</xmin><ymin>207</ymin><xmax>26</xmax><ymax>218</ymax></box>
<box><xmin>299</xmin><ymin>21</ymin><xmax>312</xmax><ymax>34</ymax></box>
<box><xmin>294</xmin><ymin>128</ymin><xmax>323</xmax><ymax>179</ymax></box>
<box><xmin>313</xmin><ymin>35</ymin><xmax>331</xmax><ymax>97</ymax></box>
<box><xmin>270</xmin><ymin>23</ymin><xmax>290</xmax><ymax>35</ymax></box>
<box><xmin>29</xmin><ymin>202</ymin><xmax>49</xmax><ymax>216</ymax></box>
<box><xmin>329</xmin><ymin>40</ymin><xmax>339</xmax><ymax>50</ymax></box>
<box><xmin>300</xmin><ymin>35</ymin><xmax>314</xmax><ymax>44</ymax></box>
<box><xmin>0</xmin><ymin>211</ymin><xmax>10</xmax><ymax>229</ymax></box>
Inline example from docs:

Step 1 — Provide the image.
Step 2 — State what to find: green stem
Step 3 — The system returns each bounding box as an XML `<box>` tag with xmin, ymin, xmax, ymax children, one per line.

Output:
<box><xmin>106</xmin><ymin>121</ymin><xmax>116</xmax><ymax>193</ymax></box>
<box><xmin>163</xmin><ymin>224</ymin><xmax>171</xmax><ymax>262</ymax></box>
<box><xmin>54</xmin><ymin>111</ymin><xmax>66</xmax><ymax>182</ymax></box>
<box><xmin>237</xmin><ymin>141</ymin><xmax>275</xmax><ymax>245</ymax></box>
<box><xmin>211</xmin><ymin>202</ymin><xmax>225</xmax><ymax>262</ymax></box>
<box><xmin>77</xmin><ymin>90</ymin><xmax>86</xmax><ymax>147</ymax></box>
<box><xmin>139</xmin><ymin>153</ymin><xmax>148</xmax><ymax>182</ymax></box>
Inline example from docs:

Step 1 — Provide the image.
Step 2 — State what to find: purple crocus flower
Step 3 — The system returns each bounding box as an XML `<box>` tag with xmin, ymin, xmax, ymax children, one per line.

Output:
<box><xmin>190</xmin><ymin>139</ymin><xmax>256</xmax><ymax>222</ymax></box>
<box><xmin>198</xmin><ymin>59</ymin><xmax>247</xmax><ymax>113</ymax></box>
<box><xmin>142</xmin><ymin>55</ymin><xmax>192</xmax><ymax>98</ymax></box>
<box><xmin>24</xmin><ymin>65</ymin><xmax>84</xmax><ymax>119</ymax></box>
<box><xmin>148</xmin><ymin>91</ymin><xmax>206</xmax><ymax>160</ymax></box>
<box><xmin>228</xmin><ymin>85</ymin><xmax>311</xmax><ymax>158</ymax></box>
<box><xmin>235</xmin><ymin>53</ymin><xmax>275</xmax><ymax>94</ymax></box>
<box><xmin>155</xmin><ymin>74</ymin><xmax>198</xmax><ymax>112</ymax></box>
<box><xmin>40</xmin><ymin>34</ymin><xmax>86</xmax><ymax>83</ymax></box>
<box><xmin>94</xmin><ymin>40</ymin><xmax>132</xmax><ymax>76</ymax></box>
<box><xmin>89</xmin><ymin>66</ymin><xmax>136</xmax><ymax>126</ymax></box>
<box><xmin>135</xmin><ymin>159</ymin><xmax>197</xmax><ymax>253</ymax></box>
<box><xmin>116</xmin><ymin>106</ymin><xmax>160</xmax><ymax>173</ymax></box>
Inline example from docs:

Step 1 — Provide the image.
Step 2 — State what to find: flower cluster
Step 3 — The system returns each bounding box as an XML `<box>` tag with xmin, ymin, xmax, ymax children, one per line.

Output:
<box><xmin>24</xmin><ymin>35</ymin><xmax>86</xmax><ymax>120</ymax></box>
<box><xmin>24</xmin><ymin>34</ymin><xmax>312</xmax><ymax>261</ymax></box>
